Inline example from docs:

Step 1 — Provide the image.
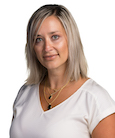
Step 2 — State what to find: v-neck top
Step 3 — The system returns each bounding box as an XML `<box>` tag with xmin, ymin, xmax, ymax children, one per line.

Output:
<box><xmin>10</xmin><ymin>79</ymin><xmax>115</xmax><ymax>138</ymax></box>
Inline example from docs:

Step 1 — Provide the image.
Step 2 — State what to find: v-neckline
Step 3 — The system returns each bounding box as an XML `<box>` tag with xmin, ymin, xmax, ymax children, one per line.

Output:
<box><xmin>36</xmin><ymin>78</ymin><xmax>91</xmax><ymax>113</ymax></box>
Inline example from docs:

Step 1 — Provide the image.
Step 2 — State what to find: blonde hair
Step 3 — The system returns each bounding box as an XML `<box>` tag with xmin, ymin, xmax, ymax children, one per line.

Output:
<box><xmin>25</xmin><ymin>4</ymin><xmax>88</xmax><ymax>85</ymax></box>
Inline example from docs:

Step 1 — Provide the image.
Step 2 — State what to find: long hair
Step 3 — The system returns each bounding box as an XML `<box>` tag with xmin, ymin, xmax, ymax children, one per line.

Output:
<box><xmin>25</xmin><ymin>4</ymin><xmax>88</xmax><ymax>85</ymax></box>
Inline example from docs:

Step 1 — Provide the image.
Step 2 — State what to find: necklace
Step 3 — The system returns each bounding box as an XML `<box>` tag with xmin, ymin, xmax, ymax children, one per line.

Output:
<box><xmin>47</xmin><ymin>88</ymin><xmax>60</xmax><ymax>99</ymax></box>
<box><xmin>46</xmin><ymin>82</ymin><xmax>61</xmax><ymax>99</ymax></box>
<box><xmin>50</xmin><ymin>86</ymin><xmax>61</xmax><ymax>93</ymax></box>
<box><xmin>44</xmin><ymin>79</ymin><xmax>70</xmax><ymax>110</ymax></box>
<box><xmin>45</xmin><ymin>80</ymin><xmax>62</xmax><ymax>99</ymax></box>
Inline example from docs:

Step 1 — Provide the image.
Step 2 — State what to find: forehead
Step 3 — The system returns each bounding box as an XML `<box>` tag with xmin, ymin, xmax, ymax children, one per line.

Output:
<box><xmin>36</xmin><ymin>16</ymin><xmax>65</xmax><ymax>35</ymax></box>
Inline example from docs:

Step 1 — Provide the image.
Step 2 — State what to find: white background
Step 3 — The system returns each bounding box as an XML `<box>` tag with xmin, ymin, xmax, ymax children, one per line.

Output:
<box><xmin>0</xmin><ymin>0</ymin><xmax>115</xmax><ymax>137</ymax></box>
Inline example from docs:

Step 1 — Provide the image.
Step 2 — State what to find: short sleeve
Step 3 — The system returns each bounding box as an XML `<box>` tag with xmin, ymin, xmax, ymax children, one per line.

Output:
<box><xmin>12</xmin><ymin>84</ymin><xmax>27</xmax><ymax>118</ymax></box>
<box><xmin>87</xmin><ymin>84</ymin><xmax>115</xmax><ymax>134</ymax></box>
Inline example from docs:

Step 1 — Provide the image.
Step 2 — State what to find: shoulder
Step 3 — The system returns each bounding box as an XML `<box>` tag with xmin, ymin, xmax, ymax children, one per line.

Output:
<box><xmin>14</xmin><ymin>84</ymin><xmax>38</xmax><ymax>106</ymax></box>
<box><xmin>83</xmin><ymin>79</ymin><xmax>105</xmax><ymax>93</ymax></box>
<box><xmin>82</xmin><ymin>79</ymin><xmax>115</xmax><ymax>134</ymax></box>
<box><xmin>81</xmin><ymin>78</ymin><xmax>115</xmax><ymax>112</ymax></box>
<box><xmin>82</xmin><ymin>79</ymin><xmax>113</xmax><ymax>101</ymax></box>
<box><xmin>82</xmin><ymin>78</ymin><xmax>115</xmax><ymax>110</ymax></box>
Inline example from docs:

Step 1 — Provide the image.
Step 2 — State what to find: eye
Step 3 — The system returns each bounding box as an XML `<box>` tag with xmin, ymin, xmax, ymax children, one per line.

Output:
<box><xmin>35</xmin><ymin>38</ymin><xmax>43</xmax><ymax>44</ymax></box>
<box><xmin>52</xmin><ymin>35</ymin><xmax>59</xmax><ymax>40</ymax></box>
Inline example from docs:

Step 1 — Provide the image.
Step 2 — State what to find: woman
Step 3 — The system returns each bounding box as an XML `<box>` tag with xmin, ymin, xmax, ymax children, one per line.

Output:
<box><xmin>10</xmin><ymin>4</ymin><xmax>115</xmax><ymax>138</ymax></box>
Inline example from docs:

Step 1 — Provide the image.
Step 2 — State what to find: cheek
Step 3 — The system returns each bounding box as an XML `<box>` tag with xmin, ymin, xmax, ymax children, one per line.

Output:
<box><xmin>61</xmin><ymin>41</ymin><xmax>68</xmax><ymax>57</ymax></box>
<box><xmin>57</xmin><ymin>43</ymin><xmax>68</xmax><ymax>63</ymax></box>
<box><xmin>58</xmin><ymin>38</ymin><xmax>68</xmax><ymax>50</ymax></box>
<box><xmin>34</xmin><ymin>47</ymin><xmax>42</xmax><ymax>60</ymax></box>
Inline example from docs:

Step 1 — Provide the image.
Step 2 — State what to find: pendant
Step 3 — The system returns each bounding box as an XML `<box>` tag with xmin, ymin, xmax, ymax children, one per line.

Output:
<box><xmin>49</xmin><ymin>95</ymin><xmax>52</xmax><ymax>99</ymax></box>
<box><xmin>48</xmin><ymin>104</ymin><xmax>52</xmax><ymax>110</ymax></box>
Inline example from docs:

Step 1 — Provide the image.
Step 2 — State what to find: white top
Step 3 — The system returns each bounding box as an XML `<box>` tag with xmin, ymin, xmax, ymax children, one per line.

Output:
<box><xmin>10</xmin><ymin>79</ymin><xmax>115</xmax><ymax>138</ymax></box>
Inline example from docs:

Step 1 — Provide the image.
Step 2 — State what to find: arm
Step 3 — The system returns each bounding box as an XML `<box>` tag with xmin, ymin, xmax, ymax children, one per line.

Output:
<box><xmin>92</xmin><ymin>113</ymin><xmax>115</xmax><ymax>138</ymax></box>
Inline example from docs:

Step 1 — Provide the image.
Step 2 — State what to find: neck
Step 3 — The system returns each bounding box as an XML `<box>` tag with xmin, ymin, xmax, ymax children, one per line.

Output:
<box><xmin>46</xmin><ymin>68</ymin><xmax>69</xmax><ymax>90</ymax></box>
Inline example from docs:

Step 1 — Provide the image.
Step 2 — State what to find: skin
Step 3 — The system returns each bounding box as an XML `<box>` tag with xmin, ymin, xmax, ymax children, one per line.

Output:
<box><xmin>34</xmin><ymin>15</ymin><xmax>115</xmax><ymax>138</ymax></box>
<box><xmin>92</xmin><ymin>113</ymin><xmax>115</xmax><ymax>138</ymax></box>
<box><xmin>34</xmin><ymin>15</ymin><xmax>88</xmax><ymax>109</ymax></box>
<box><xmin>34</xmin><ymin>16</ymin><xmax>68</xmax><ymax>73</ymax></box>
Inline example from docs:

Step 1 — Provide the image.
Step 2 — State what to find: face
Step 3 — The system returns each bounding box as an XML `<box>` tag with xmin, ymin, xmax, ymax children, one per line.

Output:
<box><xmin>34</xmin><ymin>16</ymin><xmax>68</xmax><ymax>71</ymax></box>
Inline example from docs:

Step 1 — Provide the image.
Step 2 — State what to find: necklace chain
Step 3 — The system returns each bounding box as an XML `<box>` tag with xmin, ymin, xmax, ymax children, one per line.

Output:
<box><xmin>44</xmin><ymin>79</ymin><xmax>70</xmax><ymax>110</ymax></box>
<box><xmin>47</xmin><ymin>88</ymin><xmax>60</xmax><ymax>99</ymax></box>
<box><xmin>50</xmin><ymin>86</ymin><xmax>61</xmax><ymax>92</ymax></box>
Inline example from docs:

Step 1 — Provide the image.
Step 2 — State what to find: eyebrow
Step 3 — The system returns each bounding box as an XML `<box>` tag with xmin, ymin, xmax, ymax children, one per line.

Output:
<box><xmin>49</xmin><ymin>31</ymin><xmax>59</xmax><ymax>34</ymax></box>
<box><xmin>35</xmin><ymin>31</ymin><xmax>60</xmax><ymax>37</ymax></box>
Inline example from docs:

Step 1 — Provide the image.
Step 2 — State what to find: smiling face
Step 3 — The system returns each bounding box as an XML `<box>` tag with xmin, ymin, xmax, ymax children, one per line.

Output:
<box><xmin>34</xmin><ymin>16</ymin><xmax>68</xmax><ymax>71</ymax></box>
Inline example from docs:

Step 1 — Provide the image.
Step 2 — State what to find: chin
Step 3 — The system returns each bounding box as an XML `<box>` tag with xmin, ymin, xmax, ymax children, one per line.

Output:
<box><xmin>46</xmin><ymin>65</ymin><xmax>59</xmax><ymax>70</ymax></box>
<box><xmin>42</xmin><ymin>60</ymin><xmax>67</xmax><ymax>71</ymax></box>
<box><xmin>45</xmin><ymin>63</ymin><xmax>67</xmax><ymax>71</ymax></box>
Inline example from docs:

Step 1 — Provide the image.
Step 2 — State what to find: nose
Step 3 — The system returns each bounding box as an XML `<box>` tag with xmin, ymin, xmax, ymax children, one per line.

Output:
<box><xmin>44</xmin><ymin>38</ymin><xmax>53</xmax><ymax>52</ymax></box>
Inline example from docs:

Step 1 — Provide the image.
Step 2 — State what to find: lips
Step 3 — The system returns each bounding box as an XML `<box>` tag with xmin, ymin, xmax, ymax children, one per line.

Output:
<box><xmin>43</xmin><ymin>54</ymin><xmax>59</xmax><ymax>60</ymax></box>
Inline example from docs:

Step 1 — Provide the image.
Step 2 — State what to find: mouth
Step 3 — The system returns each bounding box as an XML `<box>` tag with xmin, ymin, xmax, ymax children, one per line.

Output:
<box><xmin>43</xmin><ymin>54</ymin><xmax>59</xmax><ymax>60</ymax></box>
